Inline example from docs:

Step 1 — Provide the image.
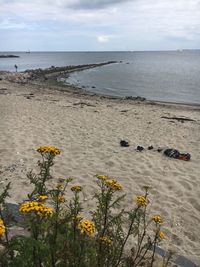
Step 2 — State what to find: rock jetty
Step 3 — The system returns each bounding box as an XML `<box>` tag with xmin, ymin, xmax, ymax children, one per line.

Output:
<box><xmin>0</xmin><ymin>55</ymin><xmax>20</xmax><ymax>58</ymax></box>
<box><xmin>0</xmin><ymin>61</ymin><xmax>118</xmax><ymax>84</ymax></box>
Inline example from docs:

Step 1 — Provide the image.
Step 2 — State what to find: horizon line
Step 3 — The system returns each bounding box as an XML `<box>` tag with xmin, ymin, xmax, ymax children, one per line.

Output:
<box><xmin>0</xmin><ymin>49</ymin><xmax>200</xmax><ymax>53</ymax></box>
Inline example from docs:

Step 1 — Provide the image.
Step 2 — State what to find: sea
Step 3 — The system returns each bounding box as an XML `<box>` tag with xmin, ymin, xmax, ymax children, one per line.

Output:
<box><xmin>0</xmin><ymin>50</ymin><xmax>200</xmax><ymax>104</ymax></box>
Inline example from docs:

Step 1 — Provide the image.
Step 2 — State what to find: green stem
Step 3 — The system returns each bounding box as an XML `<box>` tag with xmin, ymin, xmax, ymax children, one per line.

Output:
<box><xmin>98</xmin><ymin>190</ymin><xmax>110</xmax><ymax>267</ymax></box>
<box><xmin>133</xmin><ymin>206</ymin><xmax>147</xmax><ymax>262</ymax></box>
<box><xmin>51</xmin><ymin>192</ymin><xmax>61</xmax><ymax>267</ymax></box>
<box><xmin>115</xmin><ymin>207</ymin><xmax>139</xmax><ymax>267</ymax></box>
<box><xmin>40</xmin><ymin>158</ymin><xmax>51</xmax><ymax>194</ymax></box>
<box><xmin>134</xmin><ymin>242</ymin><xmax>151</xmax><ymax>267</ymax></box>
<box><xmin>150</xmin><ymin>235</ymin><xmax>158</xmax><ymax>267</ymax></box>
<box><xmin>31</xmin><ymin>219</ymin><xmax>42</xmax><ymax>267</ymax></box>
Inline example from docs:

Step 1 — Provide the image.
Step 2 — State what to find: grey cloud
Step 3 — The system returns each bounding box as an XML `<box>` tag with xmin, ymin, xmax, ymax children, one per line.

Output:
<box><xmin>67</xmin><ymin>0</ymin><xmax>132</xmax><ymax>9</ymax></box>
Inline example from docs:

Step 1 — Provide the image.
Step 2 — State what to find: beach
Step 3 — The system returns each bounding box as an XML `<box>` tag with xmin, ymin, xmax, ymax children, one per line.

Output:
<box><xmin>0</xmin><ymin>78</ymin><xmax>200</xmax><ymax>265</ymax></box>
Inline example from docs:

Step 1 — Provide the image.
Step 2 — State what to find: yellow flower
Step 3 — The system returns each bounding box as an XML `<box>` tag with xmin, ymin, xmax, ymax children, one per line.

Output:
<box><xmin>71</xmin><ymin>185</ymin><xmax>82</xmax><ymax>192</ymax></box>
<box><xmin>99</xmin><ymin>236</ymin><xmax>113</xmax><ymax>246</ymax></box>
<box><xmin>105</xmin><ymin>179</ymin><xmax>123</xmax><ymax>191</ymax></box>
<box><xmin>152</xmin><ymin>215</ymin><xmax>163</xmax><ymax>224</ymax></box>
<box><xmin>135</xmin><ymin>196</ymin><xmax>149</xmax><ymax>206</ymax></box>
<box><xmin>56</xmin><ymin>183</ymin><xmax>64</xmax><ymax>190</ymax></box>
<box><xmin>19</xmin><ymin>201</ymin><xmax>53</xmax><ymax>217</ymax></box>
<box><xmin>158</xmin><ymin>230</ymin><xmax>165</xmax><ymax>239</ymax></box>
<box><xmin>37</xmin><ymin>146</ymin><xmax>61</xmax><ymax>155</ymax></box>
<box><xmin>78</xmin><ymin>220</ymin><xmax>95</xmax><ymax>236</ymax></box>
<box><xmin>58</xmin><ymin>195</ymin><xmax>65</xmax><ymax>203</ymax></box>
<box><xmin>73</xmin><ymin>215</ymin><xmax>83</xmax><ymax>222</ymax></box>
<box><xmin>38</xmin><ymin>195</ymin><xmax>48</xmax><ymax>201</ymax></box>
<box><xmin>0</xmin><ymin>219</ymin><xmax>6</xmax><ymax>237</ymax></box>
<box><xmin>96</xmin><ymin>174</ymin><xmax>109</xmax><ymax>181</ymax></box>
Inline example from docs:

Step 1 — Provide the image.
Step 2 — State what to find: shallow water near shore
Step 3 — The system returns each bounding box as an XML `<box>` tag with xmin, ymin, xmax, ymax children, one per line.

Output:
<box><xmin>0</xmin><ymin>50</ymin><xmax>200</xmax><ymax>104</ymax></box>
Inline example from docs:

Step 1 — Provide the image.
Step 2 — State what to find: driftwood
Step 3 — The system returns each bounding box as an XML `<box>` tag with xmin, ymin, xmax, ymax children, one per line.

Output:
<box><xmin>161</xmin><ymin>116</ymin><xmax>195</xmax><ymax>122</ymax></box>
<box><xmin>73</xmin><ymin>102</ymin><xmax>96</xmax><ymax>107</ymax></box>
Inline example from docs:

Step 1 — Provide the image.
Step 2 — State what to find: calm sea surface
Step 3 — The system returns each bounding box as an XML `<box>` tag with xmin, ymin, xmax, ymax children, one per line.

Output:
<box><xmin>0</xmin><ymin>51</ymin><xmax>200</xmax><ymax>104</ymax></box>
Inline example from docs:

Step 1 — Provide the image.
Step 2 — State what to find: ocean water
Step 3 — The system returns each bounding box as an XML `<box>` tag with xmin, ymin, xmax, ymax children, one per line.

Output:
<box><xmin>0</xmin><ymin>51</ymin><xmax>200</xmax><ymax>104</ymax></box>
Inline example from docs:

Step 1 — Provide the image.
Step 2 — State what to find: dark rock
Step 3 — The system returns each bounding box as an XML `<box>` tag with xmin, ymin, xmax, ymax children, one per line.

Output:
<box><xmin>0</xmin><ymin>55</ymin><xmax>20</xmax><ymax>58</ymax></box>
<box><xmin>125</xmin><ymin>96</ymin><xmax>146</xmax><ymax>101</ymax></box>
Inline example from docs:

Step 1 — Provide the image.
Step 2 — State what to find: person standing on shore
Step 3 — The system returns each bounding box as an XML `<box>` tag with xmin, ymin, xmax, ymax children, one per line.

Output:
<box><xmin>14</xmin><ymin>64</ymin><xmax>18</xmax><ymax>72</ymax></box>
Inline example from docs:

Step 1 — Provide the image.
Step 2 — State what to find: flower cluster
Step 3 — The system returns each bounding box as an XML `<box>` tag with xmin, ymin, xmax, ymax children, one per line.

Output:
<box><xmin>105</xmin><ymin>179</ymin><xmax>123</xmax><ymax>191</ymax></box>
<box><xmin>71</xmin><ymin>185</ymin><xmax>82</xmax><ymax>192</ymax></box>
<box><xmin>99</xmin><ymin>236</ymin><xmax>113</xmax><ymax>246</ymax></box>
<box><xmin>57</xmin><ymin>195</ymin><xmax>65</xmax><ymax>203</ymax></box>
<box><xmin>56</xmin><ymin>183</ymin><xmax>64</xmax><ymax>190</ymax></box>
<box><xmin>38</xmin><ymin>195</ymin><xmax>48</xmax><ymax>201</ymax></box>
<box><xmin>158</xmin><ymin>230</ymin><xmax>165</xmax><ymax>239</ymax></box>
<box><xmin>0</xmin><ymin>219</ymin><xmax>5</xmax><ymax>237</ymax></box>
<box><xmin>96</xmin><ymin>174</ymin><xmax>109</xmax><ymax>181</ymax></box>
<box><xmin>73</xmin><ymin>215</ymin><xmax>83</xmax><ymax>222</ymax></box>
<box><xmin>19</xmin><ymin>201</ymin><xmax>53</xmax><ymax>217</ymax></box>
<box><xmin>135</xmin><ymin>195</ymin><xmax>149</xmax><ymax>206</ymax></box>
<box><xmin>78</xmin><ymin>220</ymin><xmax>95</xmax><ymax>236</ymax></box>
<box><xmin>37</xmin><ymin>146</ymin><xmax>61</xmax><ymax>155</ymax></box>
<box><xmin>152</xmin><ymin>215</ymin><xmax>163</xmax><ymax>224</ymax></box>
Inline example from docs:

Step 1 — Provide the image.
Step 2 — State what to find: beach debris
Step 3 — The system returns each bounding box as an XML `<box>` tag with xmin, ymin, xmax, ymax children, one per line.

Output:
<box><xmin>120</xmin><ymin>140</ymin><xmax>129</xmax><ymax>147</ymax></box>
<box><xmin>163</xmin><ymin>148</ymin><xmax>191</xmax><ymax>161</ymax></box>
<box><xmin>136</xmin><ymin>146</ymin><xmax>144</xmax><ymax>152</ymax></box>
<box><xmin>5</xmin><ymin>164</ymin><xmax>17</xmax><ymax>172</ymax></box>
<box><xmin>161</xmin><ymin>116</ymin><xmax>195</xmax><ymax>123</ymax></box>
<box><xmin>124</xmin><ymin>96</ymin><xmax>146</xmax><ymax>101</ymax></box>
<box><xmin>19</xmin><ymin>93</ymin><xmax>35</xmax><ymax>99</ymax></box>
<box><xmin>73</xmin><ymin>102</ymin><xmax>96</xmax><ymax>107</ymax></box>
<box><xmin>148</xmin><ymin>145</ymin><xmax>154</xmax><ymax>150</ymax></box>
<box><xmin>120</xmin><ymin>109</ymin><xmax>129</xmax><ymax>113</ymax></box>
<box><xmin>0</xmin><ymin>88</ymin><xmax>7</xmax><ymax>95</ymax></box>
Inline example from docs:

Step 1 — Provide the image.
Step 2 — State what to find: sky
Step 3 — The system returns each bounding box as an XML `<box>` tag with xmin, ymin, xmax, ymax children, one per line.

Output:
<box><xmin>0</xmin><ymin>0</ymin><xmax>200</xmax><ymax>51</ymax></box>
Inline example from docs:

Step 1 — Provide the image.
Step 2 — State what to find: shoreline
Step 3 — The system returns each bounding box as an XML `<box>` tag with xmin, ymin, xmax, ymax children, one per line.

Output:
<box><xmin>34</xmin><ymin>80</ymin><xmax>200</xmax><ymax>111</ymax></box>
<box><xmin>0</xmin><ymin>62</ymin><xmax>199</xmax><ymax>108</ymax></box>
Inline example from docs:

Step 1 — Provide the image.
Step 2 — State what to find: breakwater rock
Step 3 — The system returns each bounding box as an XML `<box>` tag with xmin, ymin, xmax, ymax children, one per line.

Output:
<box><xmin>24</xmin><ymin>61</ymin><xmax>118</xmax><ymax>80</ymax></box>
<box><xmin>0</xmin><ymin>55</ymin><xmax>20</xmax><ymax>58</ymax></box>
<box><xmin>0</xmin><ymin>61</ymin><xmax>118</xmax><ymax>84</ymax></box>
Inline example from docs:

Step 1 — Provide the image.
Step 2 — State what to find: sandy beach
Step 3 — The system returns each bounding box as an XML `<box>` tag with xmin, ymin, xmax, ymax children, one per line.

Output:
<box><xmin>0</xmin><ymin>78</ymin><xmax>200</xmax><ymax>265</ymax></box>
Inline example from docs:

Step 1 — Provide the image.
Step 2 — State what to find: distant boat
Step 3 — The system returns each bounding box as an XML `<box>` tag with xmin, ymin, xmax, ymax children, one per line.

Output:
<box><xmin>26</xmin><ymin>49</ymin><xmax>30</xmax><ymax>53</ymax></box>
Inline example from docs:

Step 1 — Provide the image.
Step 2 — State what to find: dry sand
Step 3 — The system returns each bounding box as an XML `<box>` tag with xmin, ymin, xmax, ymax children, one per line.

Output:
<box><xmin>0</xmin><ymin>80</ymin><xmax>200</xmax><ymax>265</ymax></box>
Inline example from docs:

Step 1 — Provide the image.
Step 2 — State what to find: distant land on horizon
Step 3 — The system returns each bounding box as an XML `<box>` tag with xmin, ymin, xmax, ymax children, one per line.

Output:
<box><xmin>0</xmin><ymin>49</ymin><xmax>200</xmax><ymax>53</ymax></box>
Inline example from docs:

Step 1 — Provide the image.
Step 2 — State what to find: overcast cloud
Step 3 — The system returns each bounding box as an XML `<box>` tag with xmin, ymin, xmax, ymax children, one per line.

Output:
<box><xmin>66</xmin><ymin>0</ymin><xmax>132</xmax><ymax>9</ymax></box>
<box><xmin>0</xmin><ymin>0</ymin><xmax>199</xmax><ymax>51</ymax></box>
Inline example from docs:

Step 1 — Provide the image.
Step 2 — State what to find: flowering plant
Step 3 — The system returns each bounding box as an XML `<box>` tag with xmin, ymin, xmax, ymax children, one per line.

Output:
<box><xmin>0</xmin><ymin>147</ymin><xmax>171</xmax><ymax>267</ymax></box>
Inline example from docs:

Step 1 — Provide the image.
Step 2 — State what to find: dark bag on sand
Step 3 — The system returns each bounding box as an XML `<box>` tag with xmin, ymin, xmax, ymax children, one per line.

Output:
<box><xmin>163</xmin><ymin>149</ymin><xmax>191</xmax><ymax>161</ymax></box>
<box><xmin>164</xmin><ymin>149</ymin><xmax>180</xmax><ymax>158</ymax></box>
